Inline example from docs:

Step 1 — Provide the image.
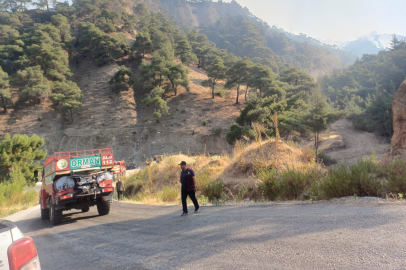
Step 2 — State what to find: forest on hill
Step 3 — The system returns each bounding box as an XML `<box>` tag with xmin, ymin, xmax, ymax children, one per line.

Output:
<box><xmin>0</xmin><ymin>0</ymin><xmax>342</xmax><ymax>156</ymax></box>
<box><xmin>321</xmin><ymin>35</ymin><xmax>406</xmax><ymax>137</ymax></box>
<box><xmin>0</xmin><ymin>0</ymin><xmax>402</xmax><ymax>148</ymax></box>
<box><xmin>153</xmin><ymin>0</ymin><xmax>352</xmax><ymax>78</ymax></box>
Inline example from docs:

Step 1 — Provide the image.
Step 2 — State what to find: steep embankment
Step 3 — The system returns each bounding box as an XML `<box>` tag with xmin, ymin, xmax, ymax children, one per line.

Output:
<box><xmin>0</xmin><ymin>56</ymin><xmax>243</xmax><ymax>162</ymax></box>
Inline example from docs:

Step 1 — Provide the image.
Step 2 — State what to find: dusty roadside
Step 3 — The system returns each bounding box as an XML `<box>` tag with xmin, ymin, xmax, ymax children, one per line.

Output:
<box><xmin>320</xmin><ymin>119</ymin><xmax>390</xmax><ymax>164</ymax></box>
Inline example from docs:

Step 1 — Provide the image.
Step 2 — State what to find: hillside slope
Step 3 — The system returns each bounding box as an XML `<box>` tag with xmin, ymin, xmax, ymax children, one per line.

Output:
<box><xmin>0</xmin><ymin>55</ymin><xmax>242</xmax><ymax>162</ymax></box>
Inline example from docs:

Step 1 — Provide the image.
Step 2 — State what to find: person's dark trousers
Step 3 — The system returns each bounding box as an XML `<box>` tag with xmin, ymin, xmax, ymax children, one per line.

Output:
<box><xmin>117</xmin><ymin>191</ymin><xmax>123</xmax><ymax>201</ymax></box>
<box><xmin>181</xmin><ymin>189</ymin><xmax>199</xmax><ymax>213</ymax></box>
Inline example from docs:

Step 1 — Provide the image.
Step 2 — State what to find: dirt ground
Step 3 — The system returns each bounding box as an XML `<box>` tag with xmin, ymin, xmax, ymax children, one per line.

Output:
<box><xmin>320</xmin><ymin>119</ymin><xmax>390</xmax><ymax>164</ymax></box>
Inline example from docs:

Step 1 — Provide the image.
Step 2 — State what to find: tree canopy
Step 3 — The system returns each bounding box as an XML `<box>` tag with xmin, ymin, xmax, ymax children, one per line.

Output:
<box><xmin>0</xmin><ymin>134</ymin><xmax>46</xmax><ymax>186</ymax></box>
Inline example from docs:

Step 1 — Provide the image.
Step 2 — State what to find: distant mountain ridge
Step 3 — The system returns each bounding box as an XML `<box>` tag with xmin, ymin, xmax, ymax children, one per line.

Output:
<box><xmin>135</xmin><ymin>0</ymin><xmax>353</xmax><ymax>77</ymax></box>
<box><xmin>326</xmin><ymin>32</ymin><xmax>406</xmax><ymax>58</ymax></box>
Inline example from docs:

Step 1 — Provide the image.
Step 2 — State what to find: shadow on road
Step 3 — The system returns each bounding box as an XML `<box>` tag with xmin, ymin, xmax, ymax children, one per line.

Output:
<box><xmin>14</xmin><ymin>202</ymin><xmax>404</xmax><ymax>270</ymax></box>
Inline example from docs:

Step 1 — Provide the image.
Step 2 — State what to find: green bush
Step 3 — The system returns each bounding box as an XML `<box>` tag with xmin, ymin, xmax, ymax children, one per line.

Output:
<box><xmin>196</xmin><ymin>172</ymin><xmax>212</xmax><ymax>188</ymax></box>
<box><xmin>214</xmin><ymin>88</ymin><xmax>229</xmax><ymax>98</ymax></box>
<box><xmin>237</xmin><ymin>185</ymin><xmax>249</xmax><ymax>201</ymax></box>
<box><xmin>320</xmin><ymin>158</ymin><xmax>381</xmax><ymax>198</ymax></box>
<box><xmin>226</xmin><ymin>124</ymin><xmax>256</xmax><ymax>145</ymax></box>
<box><xmin>258</xmin><ymin>169</ymin><xmax>279</xmax><ymax>200</ymax></box>
<box><xmin>203</xmin><ymin>179</ymin><xmax>224</xmax><ymax>200</ymax></box>
<box><xmin>317</xmin><ymin>150</ymin><xmax>337</xmax><ymax>166</ymax></box>
<box><xmin>0</xmin><ymin>166</ymin><xmax>38</xmax><ymax>217</ymax></box>
<box><xmin>383</xmin><ymin>158</ymin><xmax>406</xmax><ymax>194</ymax></box>
<box><xmin>161</xmin><ymin>186</ymin><xmax>179</xmax><ymax>202</ymax></box>
<box><xmin>278</xmin><ymin>168</ymin><xmax>321</xmax><ymax>200</ymax></box>
<box><xmin>259</xmin><ymin>168</ymin><xmax>322</xmax><ymax>200</ymax></box>
<box><xmin>211</xmin><ymin>127</ymin><xmax>222</xmax><ymax>136</ymax></box>
<box><xmin>198</xmin><ymin>195</ymin><xmax>209</xmax><ymax>205</ymax></box>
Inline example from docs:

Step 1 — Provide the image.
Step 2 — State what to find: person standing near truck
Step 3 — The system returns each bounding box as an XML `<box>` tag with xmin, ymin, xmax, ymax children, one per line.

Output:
<box><xmin>179</xmin><ymin>161</ymin><xmax>199</xmax><ymax>216</ymax></box>
<box><xmin>116</xmin><ymin>179</ymin><xmax>125</xmax><ymax>201</ymax></box>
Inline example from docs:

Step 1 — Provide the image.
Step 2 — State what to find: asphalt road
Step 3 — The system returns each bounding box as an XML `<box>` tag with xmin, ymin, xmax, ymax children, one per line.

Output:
<box><xmin>6</xmin><ymin>202</ymin><xmax>406</xmax><ymax>270</ymax></box>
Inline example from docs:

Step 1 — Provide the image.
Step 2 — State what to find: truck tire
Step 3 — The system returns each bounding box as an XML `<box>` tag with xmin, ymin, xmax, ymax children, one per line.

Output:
<box><xmin>40</xmin><ymin>200</ymin><xmax>49</xmax><ymax>220</ymax></box>
<box><xmin>82</xmin><ymin>205</ymin><xmax>90</xmax><ymax>213</ymax></box>
<box><xmin>97</xmin><ymin>197</ymin><xmax>111</xmax><ymax>216</ymax></box>
<box><xmin>50</xmin><ymin>201</ymin><xmax>63</xmax><ymax>225</ymax></box>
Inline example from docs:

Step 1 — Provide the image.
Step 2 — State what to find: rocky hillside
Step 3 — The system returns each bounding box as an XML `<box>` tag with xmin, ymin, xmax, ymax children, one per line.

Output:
<box><xmin>381</xmin><ymin>81</ymin><xmax>406</xmax><ymax>164</ymax></box>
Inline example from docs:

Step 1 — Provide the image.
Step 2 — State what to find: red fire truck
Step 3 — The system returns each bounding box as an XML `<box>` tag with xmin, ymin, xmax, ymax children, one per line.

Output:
<box><xmin>39</xmin><ymin>148</ymin><xmax>115</xmax><ymax>225</ymax></box>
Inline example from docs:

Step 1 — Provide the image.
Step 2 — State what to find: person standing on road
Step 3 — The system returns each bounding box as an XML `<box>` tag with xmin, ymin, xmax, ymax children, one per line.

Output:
<box><xmin>179</xmin><ymin>161</ymin><xmax>199</xmax><ymax>216</ymax></box>
<box><xmin>116</xmin><ymin>178</ymin><xmax>125</xmax><ymax>201</ymax></box>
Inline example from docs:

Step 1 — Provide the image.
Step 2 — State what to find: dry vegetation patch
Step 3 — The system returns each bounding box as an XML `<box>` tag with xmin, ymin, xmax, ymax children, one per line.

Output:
<box><xmin>122</xmin><ymin>138</ymin><xmax>321</xmax><ymax>204</ymax></box>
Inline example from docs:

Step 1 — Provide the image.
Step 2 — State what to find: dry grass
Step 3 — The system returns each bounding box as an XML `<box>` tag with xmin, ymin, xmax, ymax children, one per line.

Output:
<box><xmin>0</xmin><ymin>190</ymin><xmax>38</xmax><ymax>218</ymax></box>
<box><xmin>223</xmin><ymin>140</ymin><xmax>319</xmax><ymax>178</ymax></box>
<box><xmin>123</xmin><ymin>130</ymin><xmax>322</xmax><ymax>204</ymax></box>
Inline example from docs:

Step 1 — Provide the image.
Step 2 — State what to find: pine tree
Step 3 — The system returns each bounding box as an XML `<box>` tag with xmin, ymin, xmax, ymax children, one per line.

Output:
<box><xmin>0</xmin><ymin>66</ymin><xmax>12</xmax><ymax>112</ymax></box>
<box><xmin>52</xmin><ymin>80</ymin><xmax>83</xmax><ymax>122</ymax></box>
<box><xmin>175</xmin><ymin>39</ymin><xmax>197</xmax><ymax>64</ymax></box>
<box><xmin>17</xmin><ymin>66</ymin><xmax>51</xmax><ymax>104</ymax></box>
<box><xmin>132</xmin><ymin>30</ymin><xmax>153</xmax><ymax>58</ymax></box>
<box><xmin>201</xmin><ymin>57</ymin><xmax>227</xmax><ymax>99</ymax></box>
<box><xmin>79</xmin><ymin>22</ymin><xmax>129</xmax><ymax>65</ymax></box>
<box><xmin>303</xmin><ymin>91</ymin><xmax>341</xmax><ymax>155</ymax></box>
<box><xmin>250</xmin><ymin>64</ymin><xmax>281</xmax><ymax>97</ymax></box>
<box><xmin>108</xmin><ymin>65</ymin><xmax>134</xmax><ymax>92</ymax></box>
<box><xmin>141</xmin><ymin>86</ymin><xmax>169</xmax><ymax>122</ymax></box>
<box><xmin>0</xmin><ymin>134</ymin><xmax>47</xmax><ymax>186</ymax></box>
<box><xmin>51</xmin><ymin>14</ymin><xmax>73</xmax><ymax>46</ymax></box>
<box><xmin>23</xmin><ymin>28</ymin><xmax>72</xmax><ymax>81</ymax></box>
<box><xmin>165</xmin><ymin>62</ymin><xmax>189</xmax><ymax>96</ymax></box>
<box><xmin>225</xmin><ymin>59</ymin><xmax>252</xmax><ymax>104</ymax></box>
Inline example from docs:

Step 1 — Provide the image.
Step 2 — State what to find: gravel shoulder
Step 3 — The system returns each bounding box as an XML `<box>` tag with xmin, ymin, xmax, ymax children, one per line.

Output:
<box><xmin>6</xmin><ymin>200</ymin><xmax>406</xmax><ymax>270</ymax></box>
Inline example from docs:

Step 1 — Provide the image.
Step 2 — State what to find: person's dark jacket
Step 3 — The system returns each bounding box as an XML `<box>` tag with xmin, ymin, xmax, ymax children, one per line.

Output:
<box><xmin>116</xmin><ymin>181</ymin><xmax>124</xmax><ymax>192</ymax></box>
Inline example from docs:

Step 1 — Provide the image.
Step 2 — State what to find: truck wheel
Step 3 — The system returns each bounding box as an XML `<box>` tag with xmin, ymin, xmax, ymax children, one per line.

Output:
<box><xmin>40</xmin><ymin>200</ymin><xmax>49</xmax><ymax>220</ymax></box>
<box><xmin>49</xmin><ymin>201</ymin><xmax>63</xmax><ymax>225</ymax></box>
<box><xmin>82</xmin><ymin>206</ymin><xmax>90</xmax><ymax>213</ymax></box>
<box><xmin>97</xmin><ymin>197</ymin><xmax>111</xmax><ymax>216</ymax></box>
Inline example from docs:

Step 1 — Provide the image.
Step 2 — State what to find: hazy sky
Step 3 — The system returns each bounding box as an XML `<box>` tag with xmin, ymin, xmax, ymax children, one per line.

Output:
<box><xmin>235</xmin><ymin>0</ymin><xmax>406</xmax><ymax>43</ymax></box>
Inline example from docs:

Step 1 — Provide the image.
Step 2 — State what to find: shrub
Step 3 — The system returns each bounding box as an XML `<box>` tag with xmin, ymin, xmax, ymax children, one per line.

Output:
<box><xmin>278</xmin><ymin>168</ymin><xmax>321</xmax><ymax>200</ymax></box>
<box><xmin>317</xmin><ymin>150</ymin><xmax>337</xmax><ymax>166</ymax></box>
<box><xmin>259</xmin><ymin>168</ymin><xmax>322</xmax><ymax>200</ymax></box>
<box><xmin>203</xmin><ymin>179</ymin><xmax>224</xmax><ymax>200</ymax></box>
<box><xmin>258</xmin><ymin>169</ymin><xmax>279</xmax><ymax>200</ymax></box>
<box><xmin>383</xmin><ymin>158</ymin><xmax>406</xmax><ymax>194</ymax></box>
<box><xmin>226</xmin><ymin>124</ymin><xmax>256</xmax><ymax>145</ymax></box>
<box><xmin>237</xmin><ymin>185</ymin><xmax>249</xmax><ymax>201</ymax></box>
<box><xmin>211</xmin><ymin>127</ymin><xmax>222</xmax><ymax>136</ymax></box>
<box><xmin>198</xmin><ymin>195</ymin><xmax>209</xmax><ymax>205</ymax></box>
<box><xmin>161</xmin><ymin>185</ymin><xmax>179</xmax><ymax>202</ymax></box>
<box><xmin>196</xmin><ymin>172</ymin><xmax>212</xmax><ymax>188</ymax></box>
<box><xmin>214</xmin><ymin>88</ymin><xmax>229</xmax><ymax>98</ymax></box>
<box><xmin>0</xmin><ymin>166</ymin><xmax>38</xmax><ymax>217</ymax></box>
<box><xmin>320</xmin><ymin>158</ymin><xmax>381</xmax><ymax>198</ymax></box>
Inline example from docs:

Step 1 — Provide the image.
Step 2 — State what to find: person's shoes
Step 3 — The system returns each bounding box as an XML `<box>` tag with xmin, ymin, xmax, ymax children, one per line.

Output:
<box><xmin>194</xmin><ymin>208</ymin><xmax>199</xmax><ymax>213</ymax></box>
<box><xmin>181</xmin><ymin>212</ymin><xmax>188</xmax><ymax>216</ymax></box>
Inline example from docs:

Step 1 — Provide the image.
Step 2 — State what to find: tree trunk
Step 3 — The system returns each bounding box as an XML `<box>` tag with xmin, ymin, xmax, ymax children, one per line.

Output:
<box><xmin>245</xmin><ymin>85</ymin><xmax>249</xmax><ymax>101</ymax></box>
<box><xmin>1</xmin><ymin>96</ymin><xmax>6</xmax><ymax>113</ymax></box>
<box><xmin>212</xmin><ymin>86</ymin><xmax>215</xmax><ymax>99</ymax></box>
<box><xmin>315</xmin><ymin>132</ymin><xmax>319</xmax><ymax>156</ymax></box>
<box><xmin>70</xmin><ymin>108</ymin><xmax>73</xmax><ymax>122</ymax></box>
<box><xmin>236</xmin><ymin>85</ymin><xmax>240</xmax><ymax>104</ymax></box>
